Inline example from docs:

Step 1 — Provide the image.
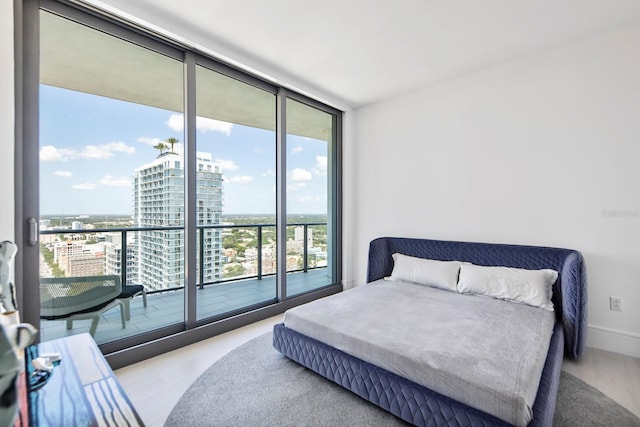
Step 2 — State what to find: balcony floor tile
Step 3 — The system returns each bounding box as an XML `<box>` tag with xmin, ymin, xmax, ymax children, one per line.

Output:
<box><xmin>40</xmin><ymin>268</ymin><xmax>335</xmax><ymax>344</ymax></box>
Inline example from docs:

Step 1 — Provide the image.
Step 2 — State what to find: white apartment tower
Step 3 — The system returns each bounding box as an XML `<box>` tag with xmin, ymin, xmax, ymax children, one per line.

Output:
<box><xmin>294</xmin><ymin>226</ymin><xmax>313</xmax><ymax>247</ymax></box>
<box><xmin>133</xmin><ymin>151</ymin><xmax>223</xmax><ymax>291</ymax></box>
<box><xmin>104</xmin><ymin>232</ymin><xmax>138</xmax><ymax>285</ymax></box>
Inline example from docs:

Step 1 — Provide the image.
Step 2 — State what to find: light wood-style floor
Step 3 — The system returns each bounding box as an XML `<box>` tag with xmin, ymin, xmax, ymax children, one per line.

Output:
<box><xmin>115</xmin><ymin>315</ymin><xmax>640</xmax><ymax>426</ymax></box>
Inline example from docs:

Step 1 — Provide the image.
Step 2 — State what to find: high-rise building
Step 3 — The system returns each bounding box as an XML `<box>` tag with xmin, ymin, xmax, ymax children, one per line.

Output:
<box><xmin>294</xmin><ymin>226</ymin><xmax>313</xmax><ymax>247</ymax></box>
<box><xmin>104</xmin><ymin>232</ymin><xmax>138</xmax><ymax>285</ymax></box>
<box><xmin>133</xmin><ymin>151</ymin><xmax>223</xmax><ymax>291</ymax></box>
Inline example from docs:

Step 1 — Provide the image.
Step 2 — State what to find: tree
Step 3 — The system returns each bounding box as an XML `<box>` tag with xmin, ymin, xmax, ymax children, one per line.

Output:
<box><xmin>154</xmin><ymin>142</ymin><xmax>168</xmax><ymax>155</ymax></box>
<box><xmin>224</xmin><ymin>264</ymin><xmax>245</xmax><ymax>279</ymax></box>
<box><xmin>165</xmin><ymin>137</ymin><xmax>179</xmax><ymax>153</ymax></box>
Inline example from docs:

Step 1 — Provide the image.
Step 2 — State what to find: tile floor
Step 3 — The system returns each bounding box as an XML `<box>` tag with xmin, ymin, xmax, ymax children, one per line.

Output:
<box><xmin>115</xmin><ymin>315</ymin><xmax>640</xmax><ymax>426</ymax></box>
<box><xmin>115</xmin><ymin>315</ymin><xmax>282</xmax><ymax>426</ymax></box>
<box><xmin>39</xmin><ymin>268</ymin><xmax>330</xmax><ymax>344</ymax></box>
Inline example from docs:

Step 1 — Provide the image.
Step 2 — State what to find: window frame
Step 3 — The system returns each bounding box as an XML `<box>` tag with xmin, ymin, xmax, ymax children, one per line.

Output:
<box><xmin>16</xmin><ymin>0</ymin><xmax>343</xmax><ymax>367</ymax></box>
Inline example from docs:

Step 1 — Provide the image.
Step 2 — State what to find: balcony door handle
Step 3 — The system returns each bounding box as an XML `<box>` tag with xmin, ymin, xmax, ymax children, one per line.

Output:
<box><xmin>27</xmin><ymin>217</ymin><xmax>38</xmax><ymax>247</ymax></box>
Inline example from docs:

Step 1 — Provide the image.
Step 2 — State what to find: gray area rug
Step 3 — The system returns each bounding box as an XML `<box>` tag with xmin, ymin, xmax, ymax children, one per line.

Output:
<box><xmin>165</xmin><ymin>333</ymin><xmax>640</xmax><ymax>426</ymax></box>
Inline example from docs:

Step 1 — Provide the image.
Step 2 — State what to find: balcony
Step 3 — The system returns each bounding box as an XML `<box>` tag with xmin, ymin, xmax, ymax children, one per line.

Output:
<box><xmin>39</xmin><ymin>222</ymin><xmax>332</xmax><ymax>345</ymax></box>
<box><xmin>39</xmin><ymin>268</ymin><xmax>329</xmax><ymax>343</ymax></box>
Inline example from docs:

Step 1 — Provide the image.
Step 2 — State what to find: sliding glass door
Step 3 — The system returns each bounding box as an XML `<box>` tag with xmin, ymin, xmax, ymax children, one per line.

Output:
<box><xmin>39</xmin><ymin>8</ymin><xmax>186</xmax><ymax>344</ymax></box>
<box><xmin>285</xmin><ymin>98</ymin><xmax>339</xmax><ymax>296</ymax></box>
<box><xmin>194</xmin><ymin>63</ymin><xmax>277</xmax><ymax>321</ymax></box>
<box><xmin>19</xmin><ymin>0</ymin><xmax>342</xmax><ymax>360</ymax></box>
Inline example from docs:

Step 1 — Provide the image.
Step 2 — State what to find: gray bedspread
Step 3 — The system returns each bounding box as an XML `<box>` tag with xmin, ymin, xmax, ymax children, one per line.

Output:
<box><xmin>283</xmin><ymin>280</ymin><xmax>555</xmax><ymax>426</ymax></box>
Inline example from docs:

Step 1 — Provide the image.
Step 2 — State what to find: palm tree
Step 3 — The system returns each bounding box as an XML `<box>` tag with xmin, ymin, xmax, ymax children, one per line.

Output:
<box><xmin>153</xmin><ymin>142</ymin><xmax>168</xmax><ymax>155</ymax></box>
<box><xmin>165</xmin><ymin>137</ymin><xmax>179</xmax><ymax>153</ymax></box>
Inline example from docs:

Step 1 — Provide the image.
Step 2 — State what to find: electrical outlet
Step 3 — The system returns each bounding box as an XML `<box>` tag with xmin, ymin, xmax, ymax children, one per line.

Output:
<box><xmin>610</xmin><ymin>296</ymin><xmax>623</xmax><ymax>312</ymax></box>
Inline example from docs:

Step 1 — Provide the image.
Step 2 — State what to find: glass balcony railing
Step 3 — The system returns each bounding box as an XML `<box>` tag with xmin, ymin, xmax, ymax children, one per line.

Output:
<box><xmin>38</xmin><ymin>222</ymin><xmax>330</xmax><ymax>344</ymax></box>
<box><xmin>40</xmin><ymin>222</ymin><xmax>327</xmax><ymax>292</ymax></box>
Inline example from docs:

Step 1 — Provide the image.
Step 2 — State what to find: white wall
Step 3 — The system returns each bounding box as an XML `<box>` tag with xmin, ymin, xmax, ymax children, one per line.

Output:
<box><xmin>354</xmin><ymin>22</ymin><xmax>640</xmax><ymax>357</ymax></box>
<box><xmin>1</xmin><ymin>1</ymin><xmax>14</xmax><ymax>242</ymax></box>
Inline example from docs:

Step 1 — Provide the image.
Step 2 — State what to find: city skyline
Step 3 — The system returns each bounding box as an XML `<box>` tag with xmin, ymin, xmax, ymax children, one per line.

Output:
<box><xmin>39</xmin><ymin>84</ymin><xmax>330</xmax><ymax>216</ymax></box>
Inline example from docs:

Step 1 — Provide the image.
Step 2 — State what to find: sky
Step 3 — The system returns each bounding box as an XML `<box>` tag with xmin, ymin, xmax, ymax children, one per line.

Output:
<box><xmin>39</xmin><ymin>85</ymin><xmax>329</xmax><ymax>216</ymax></box>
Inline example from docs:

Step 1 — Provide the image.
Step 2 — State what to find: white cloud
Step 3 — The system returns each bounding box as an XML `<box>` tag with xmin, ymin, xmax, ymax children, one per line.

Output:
<box><xmin>137</xmin><ymin>137</ymin><xmax>164</xmax><ymax>147</ymax></box>
<box><xmin>289</xmin><ymin>168</ymin><xmax>312</xmax><ymax>182</ymax></box>
<box><xmin>99</xmin><ymin>175</ymin><xmax>131</xmax><ymax>187</ymax></box>
<box><xmin>288</xmin><ymin>168</ymin><xmax>312</xmax><ymax>191</ymax></box>
<box><xmin>80</xmin><ymin>142</ymin><xmax>134</xmax><ymax>159</ymax></box>
<box><xmin>102</xmin><ymin>141</ymin><xmax>135</xmax><ymax>155</ymax></box>
<box><xmin>166</xmin><ymin>114</ymin><xmax>183</xmax><ymax>132</ymax></box>
<box><xmin>197</xmin><ymin>117</ymin><xmax>233</xmax><ymax>135</ymax></box>
<box><xmin>214</xmin><ymin>159</ymin><xmax>239</xmax><ymax>171</ymax></box>
<box><xmin>166</xmin><ymin>114</ymin><xmax>234</xmax><ymax>136</ymax></box>
<box><xmin>40</xmin><ymin>145</ymin><xmax>75</xmax><ymax>162</ymax></box>
<box><xmin>262</xmin><ymin>169</ymin><xmax>275</xmax><ymax>177</ymax></box>
<box><xmin>287</xmin><ymin>182</ymin><xmax>307</xmax><ymax>192</ymax></box>
<box><xmin>226</xmin><ymin>175</ymin><xmax>254</xmax><ymax>184</ymax></box>
<box><xmin>314</xmin><ymin>156</ymin><xmax>327</xmax><ymax>175</ymax></box>
<box><xmin>54</xmin><ymin>170</ymin><xmax>72</xmax><ymax>177</ymax></box>
<box><xmin>40</xmin><ymin>141</ymin><xmax>135</xmax><ymax>162</ymax></box>
<box><xmin>297</xmin><ymin>195</ymin><xmax>326</xmax><ymax>203</ymax></box>
<box><xmin>72</xmin><ymin>183</ymin><xmax>97</xmax><ymax>190</ymax></box>
<box><xmin>292</xmin><ymin>145</ymin><xmax>303</xmax><ymax>154</ymax></box>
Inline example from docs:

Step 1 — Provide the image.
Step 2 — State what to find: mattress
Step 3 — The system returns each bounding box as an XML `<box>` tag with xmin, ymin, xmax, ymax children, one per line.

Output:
<box><xmin>283</xmin><ymin>279</ymin><xmax>556</xmax><ymax>427</ymax></box>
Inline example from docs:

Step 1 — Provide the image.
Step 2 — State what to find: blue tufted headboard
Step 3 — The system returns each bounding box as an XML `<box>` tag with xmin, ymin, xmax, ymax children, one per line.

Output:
<box><xmin>367</xmin><ymin>237</ymin><xmax>587</xmax><ymax>359</ymax></box>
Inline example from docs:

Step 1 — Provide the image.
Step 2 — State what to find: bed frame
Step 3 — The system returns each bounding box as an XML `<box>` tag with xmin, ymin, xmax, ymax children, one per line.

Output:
<box><xmin>273</xmin><ymin>237</ymin><xmax>587</xmax><ymax>426</ymax></box>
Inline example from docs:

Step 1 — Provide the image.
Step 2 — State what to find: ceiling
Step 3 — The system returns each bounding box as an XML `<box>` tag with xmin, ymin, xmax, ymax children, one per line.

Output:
<box><xmin>89</xmin><ymin>0</ymin><xmax>640</xmax><ymax>109</ymax></box>
<box><xmin>41</xmin><ymin>10</ymin><xmax>334</xmax><ymax>140</ymax></box>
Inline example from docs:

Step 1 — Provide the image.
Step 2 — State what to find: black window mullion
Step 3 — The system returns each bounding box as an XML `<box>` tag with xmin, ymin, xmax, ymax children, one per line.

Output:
<box><xmin>184</xmin><ymin>51</ymin><xmax>197</xmax><ymax>328</ymax></box>
<box><xmin>276</xmin><ymin>88</ymin><xmax>287</xmax><ymax>301</ymax></box>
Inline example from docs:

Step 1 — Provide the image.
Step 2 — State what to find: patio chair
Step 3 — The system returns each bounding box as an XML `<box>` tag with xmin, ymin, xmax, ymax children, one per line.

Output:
<box><xmin>40</xmin><ymin>275</ymin><xmax>126</xmax><ymax>336</ymax></box>
<box><xmin>117</xmin><ymin>282</ymin><xmax>148</xmax><ymax>321</ymax></box>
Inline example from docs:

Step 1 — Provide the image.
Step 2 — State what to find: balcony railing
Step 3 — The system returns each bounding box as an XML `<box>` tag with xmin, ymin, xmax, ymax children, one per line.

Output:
<box><xmin>39</xmin><ymin>222</ymin><xmax>327</xmax><ymax>295</ymax></box>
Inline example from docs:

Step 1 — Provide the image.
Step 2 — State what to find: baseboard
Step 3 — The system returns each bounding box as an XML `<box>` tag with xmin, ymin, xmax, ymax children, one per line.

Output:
<box><xmin>587</xmin><ymin>324</ymin><xmax>640</xmax><ymax>358</ymax></box>
<box><xmin>342</xmin><ymin>279</ymin><xmax>356</xmax><ymax>290</ymax></box>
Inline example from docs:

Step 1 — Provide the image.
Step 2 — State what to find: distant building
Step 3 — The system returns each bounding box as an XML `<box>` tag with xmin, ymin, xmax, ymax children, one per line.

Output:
<box><xmin>54</xmin><ymin>241</ymin><xmax>105</xmax><ymax>276</ymax></box>
<box><xmin>224</xmin><ymin>247</ymin><xmax>238</xmax><ymax>261</ymax></box>
<box><xmin>286</xmin><ymin>255</ymin><xmax>299</xmax><ymax>271</ymax></box>
<box><xmin>39</xmin><ymin>230</ymin><xmax>57</xmax><ymax>245</ymax></box>
<box><xmin>104</xmin><ymin>232</ymin><xmax>138</xmax><ymax>285</ymax></box>
<box><xmin>289</xmin><ymin>226</ymin><xmax>313</xmax><ymax>252</ymax></box>
<box><xmin>132</xmin><ymin>151</ymin><xmax>223</xmax><ymax>291</ymax></box>
<box><xmin>64</xmin><ymin>254</ymin><xmax>104</xmax><ymax>277</ymax></box>
<box><xmin>294</xmin><ymin>226</ymin><xmax>313</xmax><ymax>245</ymax></box>
<box><xmin>71</xmin><ymin>221</ymin><xmax>84</xmax><ymax>230</ymax></box>
<box><xmin>261</xmin><ymin>244</ymin><xmax>277</xmax><ymax>275</ymax></box>
<box><xmin>53</xmin><ymin>241</ymin><xmax>85</xmax><ymax>263</ymax></box>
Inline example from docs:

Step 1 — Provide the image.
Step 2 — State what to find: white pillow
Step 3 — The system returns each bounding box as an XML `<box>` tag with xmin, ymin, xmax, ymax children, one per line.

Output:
<box><xmin>385</xmin><ymin>253</ymin><xmax>461</xmax><ymax>291</ymax></box>
<box><xmin>457</xmin><ymin>263</ymin><xmax>557</xmax><ymax>310</ymax></box>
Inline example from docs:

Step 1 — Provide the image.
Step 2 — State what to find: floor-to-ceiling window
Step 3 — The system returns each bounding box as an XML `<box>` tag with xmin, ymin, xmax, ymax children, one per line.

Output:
<box><xmin>39</xmin><ymin>7</ymin><xmax>186</xmax><ymax>345</ymax></box>
<box><xmin>286</xmin><ymin>98</ymin><xmax>339</xmax><ymax>296</ymax></box>
<box><xmin>194</xmin><ymin>62</ymin><xmax>278</xmax><ymax>321</ymax></box>
<box><xmin>19</xmin><ymin>0</ymin><xmax>341</xmax><ymax>363</ymax></box>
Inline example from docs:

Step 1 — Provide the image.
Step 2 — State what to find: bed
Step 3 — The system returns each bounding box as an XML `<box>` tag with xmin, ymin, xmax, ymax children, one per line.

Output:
<box><xmin>273</xmin><ymin>237</ymin><xmax>587</xmax><ymax>426</ymax></box>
